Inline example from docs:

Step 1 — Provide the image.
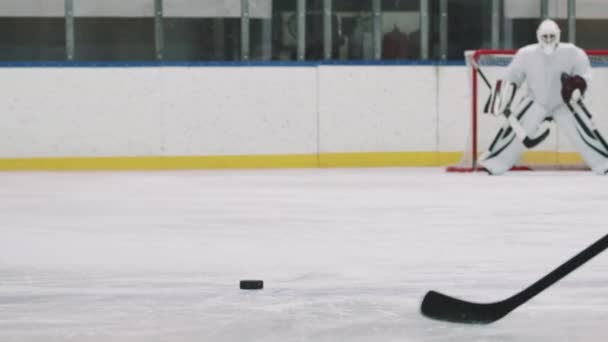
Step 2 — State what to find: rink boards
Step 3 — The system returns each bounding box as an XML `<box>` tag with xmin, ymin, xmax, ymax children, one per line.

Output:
<box><xmin>0</xmin><ymin>62</ymin><xmax>606</xmax><ymax>170</ymax></box>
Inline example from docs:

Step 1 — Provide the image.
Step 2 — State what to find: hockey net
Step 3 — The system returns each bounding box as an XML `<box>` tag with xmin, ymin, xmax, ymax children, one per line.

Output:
<box><xmin>448</xmin><ymin>49</ymin><xmax>608</xmax><ymax>172</ymax></box>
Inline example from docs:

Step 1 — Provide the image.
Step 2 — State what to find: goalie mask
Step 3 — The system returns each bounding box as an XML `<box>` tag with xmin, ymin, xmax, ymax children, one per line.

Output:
<box><xmin>536</xmin><ymin>19</ymin><xmax>561</xmax><ymax>55</ymax></box>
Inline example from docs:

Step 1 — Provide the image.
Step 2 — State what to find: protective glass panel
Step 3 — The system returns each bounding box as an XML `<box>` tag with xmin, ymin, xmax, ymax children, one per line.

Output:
<box><xmin>305</xmin><ymin>0</ymin><xmax>326</xmax><ymax>60</ymax></box>
<box><xmin>333</xmin><ymin>0</ymin><xmax>373</xmax><ymax>60</ymax></box>
<box><xmin>73</xmin><ymin>0</ymin><xmax>155</xmax><ymax>61</ymax></box>
<box><xmin>446</xmin><ymin>0</ymin><xmax>492</xmax><ymax>59</ymax></box>
<box><xmin>576</xmin><ymin>20</ymin><xmax>608</xmax><ymax>49</ymax></box>
<box><xmin>163</xmin><ymin>18</ymin><xmax>242</xmax><ymax>61</ymax></box>
<box><xmin>502</xmin><ymin>0</ymin><xmax>571</xmax><ymax>50</ymax></box>
<box><xmin>575</xmin><ymin>1</ymin><xmax>608</xmax><ymax>49</ymax></box>
<box><xmin>269</xmin><ymin>0</ymin><xmax>298</xmax><ymax>60</ymax></box>
<box><xmin>163</xmin><ymin>0</ymin><xmax>241</xmax><ymax>61</ymax></box>
<box><xmin>248</xmin><ymin>0</ymin><xmax>273</xmax><ymax>60</ymax></box>
<box><xmin>381</xmin><ymin>0</ymin><xmax>420</xmax><ymax>59</ymax></box>
<box><xmin>0</xmin><ymin>0</ymin><xmax>65</xmax><ymax>61</ymax></box>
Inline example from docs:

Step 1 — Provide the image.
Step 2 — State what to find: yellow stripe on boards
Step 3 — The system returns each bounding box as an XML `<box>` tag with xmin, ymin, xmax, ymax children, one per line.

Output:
<box><xmin>0</xmin><ymin>155</ymin><xmax>318</xmax><ymax>171</ymax></box>
<box><xmin>520</xmin><ymin>151</ymin><xmax>584</xmax><ymax>165</ymax></box>
<box><xmin>0</xmin><ymin>151</ymin><xmax>583</xmax><ymax>171</ymax></box>
<box><xmin>319</xmin><ymin>152</ymin><xmax>452</xmax><ymax>167</ymax></box>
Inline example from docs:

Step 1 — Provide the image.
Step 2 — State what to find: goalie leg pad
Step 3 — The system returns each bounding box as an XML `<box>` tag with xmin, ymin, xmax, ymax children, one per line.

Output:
<box><xmin>479</xmin><ymin>100</ymin><xmax>548</xmax><ymax>175</ymax></box>
<box><xmin>555</xmin><ymin>104</ymin><xmax>608</xmax><ymax>174</ymax></box>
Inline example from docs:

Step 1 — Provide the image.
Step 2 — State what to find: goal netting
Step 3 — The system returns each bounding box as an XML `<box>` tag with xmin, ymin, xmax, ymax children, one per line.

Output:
<box><xmin>448</xmin><ymin>49</ymin><xmax>608</xmax><ymax>172</ymax></box>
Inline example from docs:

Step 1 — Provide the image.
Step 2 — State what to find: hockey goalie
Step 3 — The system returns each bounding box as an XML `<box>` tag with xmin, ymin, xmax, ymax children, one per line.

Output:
<box><xmin>478</xmin><ymin>19</ymin><xmax>608</xmax><ymax>175</ymax></box>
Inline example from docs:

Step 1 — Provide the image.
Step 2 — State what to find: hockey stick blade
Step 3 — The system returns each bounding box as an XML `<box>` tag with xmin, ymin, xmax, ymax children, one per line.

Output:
<box><xmin>421</xmin><ymin>291</ymin><xmax>511</xmax><ymax>324</ymax></box>
<box><xmin>421</xmin><ymin>233</ymin><xmax>608</xmax><ymax>324</ymax></box>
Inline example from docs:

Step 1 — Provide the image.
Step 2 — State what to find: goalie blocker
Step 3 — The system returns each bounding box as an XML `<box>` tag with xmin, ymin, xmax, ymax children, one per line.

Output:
<box><xmin>488</xmin><ymin>79</ymin><xmax>517</xmax><ymax>116</ymax></box>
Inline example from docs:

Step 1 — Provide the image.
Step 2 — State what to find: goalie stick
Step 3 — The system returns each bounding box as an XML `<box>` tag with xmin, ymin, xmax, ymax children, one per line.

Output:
<box><xmin>470</xmin><ymin>57</ymin><xmax>549</xmax><ymax>149</ymax></box>
<box><xmin>420</xmin><ymin>233</ymin><xmax>608</xmax><ymax>324</ymax></box>
<box><xmin>504</xmin><ymin>107</ymin><xmax>551</xmax><ymax>149</ymax></box>
<box><xmin>569</xmin><ymin>99</ymin><xmax>608</xmax><ymax>156</ymax></box>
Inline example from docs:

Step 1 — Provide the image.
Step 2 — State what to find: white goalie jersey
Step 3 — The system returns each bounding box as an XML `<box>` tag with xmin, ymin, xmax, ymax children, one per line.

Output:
<box><xmin>502</xmin><ymin>42</ymin><xmax>592</xmax><ymax>110</ymax></box>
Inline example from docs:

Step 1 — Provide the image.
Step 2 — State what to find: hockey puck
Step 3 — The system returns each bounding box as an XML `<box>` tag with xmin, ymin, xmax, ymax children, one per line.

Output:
<box><xmin>240</xmin><ymin>280</ymin><xmax>263</xmax><ymax>290</ymax></box>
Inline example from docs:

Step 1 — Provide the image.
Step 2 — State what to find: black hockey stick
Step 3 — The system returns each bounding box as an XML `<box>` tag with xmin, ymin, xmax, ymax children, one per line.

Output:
<box><xmin>421</xmin><ymin>233</ymin><xmax>608</xmax><ymax>324</ymax></box>
<box><xmin>470</xmin><ymin>58</ymin><xmax>549</xmax><ymax>149</ymax></box>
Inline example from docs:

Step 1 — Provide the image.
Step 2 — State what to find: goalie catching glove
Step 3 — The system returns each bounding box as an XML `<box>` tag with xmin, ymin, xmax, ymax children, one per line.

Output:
<box><xmin>487</xmin><ymin>79</ymin><xmax>518</xmax><ymax>116</ymax></box>
<box><xmin>561</xmin><ymin>73</ymin><xmax>587</xmax><ymax>104</ymax></box>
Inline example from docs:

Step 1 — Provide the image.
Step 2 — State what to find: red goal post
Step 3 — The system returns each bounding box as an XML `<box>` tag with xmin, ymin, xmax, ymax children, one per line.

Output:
<box><xmin>447</xmin><ymin>49</ymin><xmax>608</xmax><ymax>172</ymax></box>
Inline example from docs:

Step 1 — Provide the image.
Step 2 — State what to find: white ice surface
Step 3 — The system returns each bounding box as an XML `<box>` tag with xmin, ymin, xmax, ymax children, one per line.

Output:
<box><xmin>1</xmin><ymin>168</ymin><xmax>608</xmax><ymax>342</ymax></box>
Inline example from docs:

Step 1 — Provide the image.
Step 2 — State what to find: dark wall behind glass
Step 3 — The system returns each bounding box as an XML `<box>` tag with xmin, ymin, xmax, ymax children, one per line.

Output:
<box><xmin>164</xmin><ymin>18</ymin><xmax>241</xmax><ymax>61</ymax></box>
<box><xmin>444</xmin><ymin>0</ymin><xmax>492</xmax><ymax>60</ymax></box>
<box><xmin>0</xmin><ymin>18</ymin><xmax>65</xmax><ymax>60</ymax></box>
<box><xmin>74</xmin><ymin>18</ymin><xmax>155</xmax><ymax>60</ymax></box>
